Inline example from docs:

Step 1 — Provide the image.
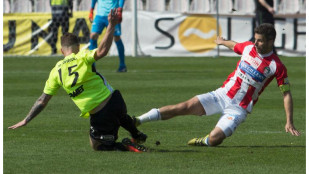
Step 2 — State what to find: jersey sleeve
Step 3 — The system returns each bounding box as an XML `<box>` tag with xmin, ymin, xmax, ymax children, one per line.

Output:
<box><xmin>233</xmin><ymin>41</ymin><xmax>253</xmax><ymax>55</ymax></box>
<box><xmin>275</xmin><ymin>63</ymin><xmax>290</xmax><ymax>93</ymax></box>
<box><xmin>43</xmin><ymin>67</ymin><xmax>61</xmax><ymax>95</ymax></box>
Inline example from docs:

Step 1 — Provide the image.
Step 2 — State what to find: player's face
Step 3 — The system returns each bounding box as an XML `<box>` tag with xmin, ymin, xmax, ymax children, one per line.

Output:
<box><xmin>254</xmin><ymin>33</ymin><xmax>273</xmax><ymax>54</ymax></box>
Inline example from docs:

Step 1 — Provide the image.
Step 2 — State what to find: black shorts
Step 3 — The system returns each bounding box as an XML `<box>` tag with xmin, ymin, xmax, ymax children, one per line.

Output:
<box><xmin>89</xmin><ymin>90</ymin><xmax>127</xmax><ymax>142</ymax></box>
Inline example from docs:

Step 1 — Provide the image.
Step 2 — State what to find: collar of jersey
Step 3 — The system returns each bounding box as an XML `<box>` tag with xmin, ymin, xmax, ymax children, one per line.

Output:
<box><xmin>257</xmin><ymin>51</ymin><xmax>273</xmax><ymax>58</ymax></box>
<box><xmin>64</xmin><ymin>52</ymin><xmax>76</xmax><ymax>59</ymax></box>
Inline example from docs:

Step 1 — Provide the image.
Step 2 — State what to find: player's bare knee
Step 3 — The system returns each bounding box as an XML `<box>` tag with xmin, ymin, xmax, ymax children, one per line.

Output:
<box><xmin>91</xmin><ymin>144</ymin><xmax>100</xmax><ymax>151</ymax></box>
<box><xmin>89</xmin><ymin>137</ymin><xmax>99</xmax><ymax>150</ymax></box>
<box><xmin>90</xmin><ymin>139</ymin><xmax>101</xmax><ymax>151</ymax></box>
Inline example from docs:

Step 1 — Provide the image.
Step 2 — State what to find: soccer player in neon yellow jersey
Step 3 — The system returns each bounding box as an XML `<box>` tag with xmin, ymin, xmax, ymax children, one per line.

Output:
<box><xmin>9</xmin><ymin>9</ymin><xmax>147</xmax><ymax>152</ymax></box>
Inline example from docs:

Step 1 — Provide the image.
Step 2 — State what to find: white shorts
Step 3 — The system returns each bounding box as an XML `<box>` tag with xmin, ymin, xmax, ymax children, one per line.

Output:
<box><xmin>197</xmin><ymin>88</ymin><xmax>247</xmax><ymax>137</ymax></box>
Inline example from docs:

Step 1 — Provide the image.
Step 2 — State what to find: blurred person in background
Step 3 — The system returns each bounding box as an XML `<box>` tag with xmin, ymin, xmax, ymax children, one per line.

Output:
<box><xmin>88</xmin><ymin>0</ymin><xmax>127</xmax><ymax>72</ymax></box>
<box><xmin>255</xmin><ymin>0</ymin><xmax>275</xmax><ymax>25</ymax></box>
<box><xmin>254</xmin><ymin>0</ymin><xmax>277</xmax><ymax>54</ymax></box>
<box><xmin>50</xmin><ymin>0</ymin><xmax>73</xmax><ymax>54</ymax></box>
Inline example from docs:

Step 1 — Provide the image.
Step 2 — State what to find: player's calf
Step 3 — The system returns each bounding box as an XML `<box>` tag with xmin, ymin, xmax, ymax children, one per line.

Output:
<box><xmin>188</xmin><ymin>128</ymin><xmax>227</xmax><ymax>147</ymax></box>
<box><xmin>208</xmin><ymin>128</ymin><xmax>226</xmax><ymax>146</ymax></box>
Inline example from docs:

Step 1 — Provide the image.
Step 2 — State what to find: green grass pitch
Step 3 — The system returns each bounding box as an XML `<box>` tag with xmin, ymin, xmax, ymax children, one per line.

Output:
<box><xmin>3</xmin><ymin>56</ymin><xmax>305</xmax><ymax>174</ymax></box>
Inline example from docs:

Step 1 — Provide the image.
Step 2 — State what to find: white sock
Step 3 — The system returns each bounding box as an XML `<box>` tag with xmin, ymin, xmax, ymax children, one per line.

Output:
<box><xmin>205</xmin><ymin>136</ymin><xmax>209</xmax><ymax>146</ymax></box>
<box><xmin>138</xmin><ymin>108</ymin><xmax>161</xmax><ymax>123</ymax></box>
<box><xmin>204</xmin><ymin>135</ymin><xmax>211</xmax><ymax>146</ymax></box>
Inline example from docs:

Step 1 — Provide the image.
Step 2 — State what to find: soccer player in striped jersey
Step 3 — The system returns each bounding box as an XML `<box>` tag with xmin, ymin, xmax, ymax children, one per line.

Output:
<box><xmin>88</xmin><ymin>0</ymin><xmax>127</xmax><ymax>72</ymax></box>
<box><xmin>135</xmin><ymin>23</ymin><xmax>300</xmax><ymax>147</ymax></box>
<box><xmin>8</xmin><ymin>9</ymin><xmax>147</xmax><ymax>152</ymax></box>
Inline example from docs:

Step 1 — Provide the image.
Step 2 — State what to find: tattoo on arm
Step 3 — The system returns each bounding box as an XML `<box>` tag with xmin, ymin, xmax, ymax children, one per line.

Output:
<box><xmin>25</xmin><ymin>93</ymin><xmax>52</xmax><ymax>123</ymax></box>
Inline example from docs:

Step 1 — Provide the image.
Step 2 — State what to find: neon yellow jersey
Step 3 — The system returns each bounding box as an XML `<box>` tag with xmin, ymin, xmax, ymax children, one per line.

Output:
<box><xmin>43</xmin><ymin>49</ymin><xmax>113</xmax><ymax>118</ymax></box>
<box><xmin>51</xmin><ymin>0</ymin><xmax>68</xmax><ymax>6</ymax></box>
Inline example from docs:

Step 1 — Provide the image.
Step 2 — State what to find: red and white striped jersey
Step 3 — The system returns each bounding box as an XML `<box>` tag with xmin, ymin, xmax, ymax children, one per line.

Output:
<box><xmin>221</xmin><ymin>41</ymin><xmax>289</xmax><ymax>113</ymax></box>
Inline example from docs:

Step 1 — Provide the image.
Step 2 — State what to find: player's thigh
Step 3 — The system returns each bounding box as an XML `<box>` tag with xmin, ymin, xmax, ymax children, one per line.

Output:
<box><xmin>182</xmin><ymin>96</ymin><xmax>206</xmax><ymax>116</ymax></box>
<box><xmin>90</xmin><ymin>107</ymin><xmax>120</xmax><ymax>140</ymax></box>
<box><xmin>91</xmin><ymin>16</ymin><xmax>108</xmax><ymax>34</ymax></box>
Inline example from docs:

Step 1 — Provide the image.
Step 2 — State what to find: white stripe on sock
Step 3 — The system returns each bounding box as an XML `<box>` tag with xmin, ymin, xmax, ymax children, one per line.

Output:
<box><xmin>139</xmin><ymin>108</ymin><xmax>160</xmax><ymax>123</ymax></box>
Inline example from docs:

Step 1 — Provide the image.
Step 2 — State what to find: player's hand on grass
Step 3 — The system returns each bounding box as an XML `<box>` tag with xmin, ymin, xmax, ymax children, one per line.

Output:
<box><xmin>108</xmin><ymin>8</ymin><xmax>120</xmax><ymax>26</ymax></box>
<box><xmin>285</xmin><ymin>122</ymin><xmax>301</xmax><ymax>136</ymax></box>
<box><xmin>214</xmin><ymin>36</ymin><xmax>225</xmax><ymax>45</ymax></box>
<box><xmin>8</xmin><ymin>119</ymin><xmax>27</xmax><ymax>129</ymax></box>
<box><xmin>89</xmin><ymin>8</ymin><xmax>94</xmax><ymax>23</ymax></box>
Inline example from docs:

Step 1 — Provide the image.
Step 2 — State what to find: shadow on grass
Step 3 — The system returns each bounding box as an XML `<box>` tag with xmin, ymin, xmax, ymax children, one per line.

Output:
<box><xmin>147</xmin><ymin>145</ymin><xmax>203</xmax><ymax>153</ymax></box>
<box><xmin>147</xmin><ymin>145</ymin><xmax>305</xmax><ymax>153</ymax></box>
<box><xmin>217</xmin><ymin>145</ymin><xmax>305</xmax><ymax>148</ymax></box>
<box><xmin>147</xmin><ymin>148</ymin><xmax>203</xmax><ymax>153</ymax></box>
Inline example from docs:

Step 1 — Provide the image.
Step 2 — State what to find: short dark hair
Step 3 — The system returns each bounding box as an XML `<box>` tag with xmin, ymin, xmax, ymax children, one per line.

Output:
<box><xmin>254</xmin><ymin>23</ymin><xmax>276</xmax><ymax>41</ymax></box>
<box><xmin>61</xmin><ymin>33</ymin><xmax>79</xmax><ymax>47</ymax></box>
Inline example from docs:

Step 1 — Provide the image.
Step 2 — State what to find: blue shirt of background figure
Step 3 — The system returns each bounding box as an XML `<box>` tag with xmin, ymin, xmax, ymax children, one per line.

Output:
<box><xmin>91</xmin><ymin>0</ymin><xmax>125</xmax><ymax>16</ymax></box>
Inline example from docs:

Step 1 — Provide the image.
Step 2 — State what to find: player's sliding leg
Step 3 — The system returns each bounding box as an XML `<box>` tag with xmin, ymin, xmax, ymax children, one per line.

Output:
<box><xmin>89</xmin><ymin>128</ymin><xmax>119</xmax><ymax>151</ymax></box>
<box><xmin>188</xmin><ymin>110</ymin><xmax>246</xmax><ymax>147</ymax></box>
<box><xmin>136</xmin><ymin>96</ymin><xmax>205</xmax><ymax>125</ymax></box>
<box><xmin>135</xmin><ymin>108</ymin><xmax>161</xmax><ymax>126</ymax></box>
<box><xmin>114</xmin><ymin>36</ymin><xmax>126</xmax><ymax>72</ymax></box>
<box><xmin>188</xmin><ymin>127</ymin><xmax>226</xmax><ymax>146</ymax></box>
<box><xmin>120</xmin><ymin>114</ymin><xmax>147</xmax><ymax>144</ymax></box>
<box><xmin>121</xmin><ymin>138</ymin><xmax>148</xmax><ymax>152</ymax></box>
<box><xmin>89</xmin><ymin>135</ymin><xmax>146</xmax><ymax>152</ymax></box>
<box><xmin>110</xmin><ymin>90</ymin><xmax>147</xmax><ymax>144</ymax></box>
<box><xmin>207</xmin><ymin>127</ymin><xmax>227</xmax><ymax>146</ymax></box>
<box><xmin>187</xmin><ymin>134</ymin><xmax>210</xmax><ymax>146</ymax></box>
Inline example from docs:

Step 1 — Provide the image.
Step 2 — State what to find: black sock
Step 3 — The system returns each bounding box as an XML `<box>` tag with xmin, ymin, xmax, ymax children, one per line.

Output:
<box><xmin>119</xmin><ymin>114</ymin><xmax>139</xmax><ymax>137</ymax></box>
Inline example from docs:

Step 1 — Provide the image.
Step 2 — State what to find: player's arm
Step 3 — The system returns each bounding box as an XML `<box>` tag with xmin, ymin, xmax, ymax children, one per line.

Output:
<box><xmin>258</xmin><ymin>0</ymin><xmax>275</xmax><ymax>14</ymax></box>
<box><xmin>214</xmin><ymin>36</ymin><xmax>237</xmax><ymax>50</ymax></box>
<box><xmin>94</xmin><ymin>9</ymin><xmax>119</xmax><ymax>60</ymax></box>
<box><xmin>282</xmin><ymin>91</ymin><xmax>300</xmax><ymax>136</ymax></box>
<box><xmin>89</xmin><ymin>0</ymin><xmax>97</xmax><ymax>22</ymax></box>
<box><xmin>8</xmin><ymin>93</ymin><xmax>53</xmax><ymax>129</ymax></box>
